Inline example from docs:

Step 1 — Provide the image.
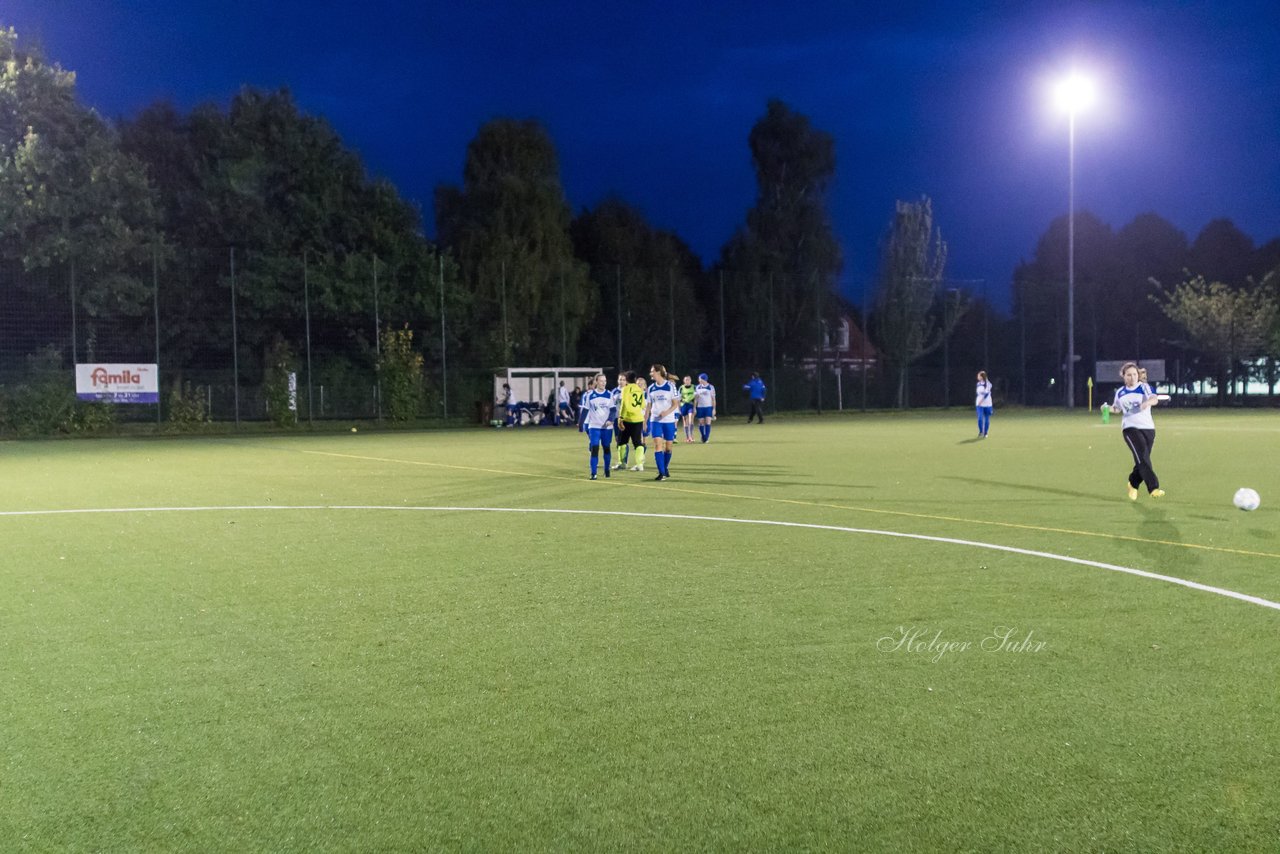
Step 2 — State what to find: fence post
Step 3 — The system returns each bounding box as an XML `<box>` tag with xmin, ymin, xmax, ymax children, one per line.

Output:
<box><xmin>70</xmin><ymin>258</ymin><xmax>77</xmax><ymax>365</ymax></box>
<box><xmin>304</xmin><ymin>250</ymin><xmax>313</xmax><ymax>425</ymax></box>
<box><xmin>440</xmin><ymin>254</ymin><xmax>447</xmax><ymax>419</ymax></box>
<box><xmin>153</xmin><ymin>246</ymin><xmax>161</xmax><ymax>426</ymax></box>
<box><xmin>616</xmin><ymin>266</ymin><xmax>622</xmax><ymax>371</ymax></box>
<box><xmin>373</xmin><ymin>254</ymin><xmax>382</xmax><ymax>420</ymax></box>
<box><xmin>230</xmin><ymin>247</ymin><xmax>240</xmax><ymax>428</ymax></box>
<box><xmin>861</xmin><ymin>279</ymin><xmax>869</xmax><ymax>412</ymax></box>
<box><xmin>718</xmin><ymin>269</ymin><xmax>727</xmax><ymax>412</ymax></box>
<box><xmin>768</xmin><ymin>273</ymin><xmax>776</xmax><ymax>414</ymax></box>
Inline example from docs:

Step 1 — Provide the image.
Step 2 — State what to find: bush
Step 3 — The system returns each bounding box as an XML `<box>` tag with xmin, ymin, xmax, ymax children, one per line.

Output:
<box><xmin>167</xmin><ymin>382</ymin><xmax>209</xmax><ymax>430</ymax></box>
<box><xmin>70</xmin><ymin>401</ymin><xmax>117</xmax><ymax>434</ymax></box>
<box><xmin>0</xmin><ymin>347</ymin><xmax>76</xmax><ymax>435</ymax></box>
<box><xmin>378</xmin><ymin>325</ymin><xmax>425</xmax><ymax>422</ymax></box>
<box><xmin>263</xmin><ymin>338</ymin><xmax>299</xmax><ymax>427</ymax></box>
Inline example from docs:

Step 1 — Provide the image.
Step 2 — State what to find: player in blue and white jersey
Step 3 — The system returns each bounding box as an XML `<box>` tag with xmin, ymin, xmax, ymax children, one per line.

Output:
<box><xmin>693</xmin><ymin>374</ymin><xmax>716</xmax><ymax>443</ymax></box>
<box><xmin>1108</xmin><ymin>361</ymin><xmax>1163</xmax><ymax>500</ymax></box>
<box><xmin>975</xmin><ymin>371</ymin><xmax>993</xmax><ymax>438</ymax></box>
<box><xmin>644</xmin><ymin>364</ymin><xmax>680</xmax><ymax>481</ymax></box>
<box><xmin>578</xmin><ymin>373</ymin><xmax>617</xmax><ymax>480</ymax></box>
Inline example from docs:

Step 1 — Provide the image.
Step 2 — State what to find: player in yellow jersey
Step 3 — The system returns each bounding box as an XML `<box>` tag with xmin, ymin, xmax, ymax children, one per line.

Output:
<box><xmin>616</xmin><ymin>371</ymin><xmax>648</xmax><ymax>472</ymax></box>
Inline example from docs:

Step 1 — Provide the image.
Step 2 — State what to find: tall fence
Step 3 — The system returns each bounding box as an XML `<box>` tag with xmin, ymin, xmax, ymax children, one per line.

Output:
<box><xmin>8</xmin><ymin>249</ymin><xmax>1253</xmax><ymax>434</ymax></box>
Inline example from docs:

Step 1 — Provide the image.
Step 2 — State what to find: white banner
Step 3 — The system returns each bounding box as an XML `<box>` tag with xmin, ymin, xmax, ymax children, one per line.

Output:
<box><xmin>75</xmin><ymin>364</ymin><xmax>159</xmax><ymax>403</ymax></box>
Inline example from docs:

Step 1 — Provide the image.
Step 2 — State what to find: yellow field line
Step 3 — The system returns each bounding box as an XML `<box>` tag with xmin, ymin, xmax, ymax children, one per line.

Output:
<box><xmin>300</xmin><ymin>449</ymin><xmax>1280</xmax><ymax>561</ymax></box>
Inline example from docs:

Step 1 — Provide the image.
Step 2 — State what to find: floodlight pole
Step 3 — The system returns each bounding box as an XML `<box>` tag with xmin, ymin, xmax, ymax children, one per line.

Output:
<box><xmin>1066</xmin><ymin>111</ymin><xmax>1077</xmax><ymax>409</ymax></box>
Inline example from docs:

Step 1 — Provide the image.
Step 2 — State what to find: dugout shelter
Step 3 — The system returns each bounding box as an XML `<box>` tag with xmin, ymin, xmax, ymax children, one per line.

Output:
<box><xmin>493</xmin><ymin>367</ymin><xmax>604</xmax><ymax>410</ymax></box>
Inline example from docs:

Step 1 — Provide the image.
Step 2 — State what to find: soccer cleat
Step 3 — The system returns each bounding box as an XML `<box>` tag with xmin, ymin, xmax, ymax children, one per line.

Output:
<box><xmin>630</xmin><ymin>465</ymin><xmax>643</xmax><ymax>472</ymax></box>
<box><xmin>612</xmin><ymin>462</ymin><xmax>623</xmax><ymax>470</ymax></box>
<box><xmin>1150</xmin><ymin>489</ymin><xmax>1165</xmax><ymax>498</ymax></box>
<box><xmin>653</xmin><ymin>473</ymin><xmax>666</xmax><ymax>481</ymax></box>
<box><xmin>604</xmin><ymin>470</ymin><xmax>610</xmax><ymax>478</ymax></box>
<box><xmin>1127</xmin><ymin>485</ymin><xmax>1139</xmax><ymax>501</ymax></box>
<box><xmin>590</xmin><ymin>474</ymin><xmax>597</xmax><ymax>480</ymax></box>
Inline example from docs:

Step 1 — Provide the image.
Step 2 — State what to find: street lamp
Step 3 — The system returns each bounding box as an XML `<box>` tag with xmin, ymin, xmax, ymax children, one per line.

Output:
<box><xmin>1055</xmin><ymin>71</ymin><xmax>1094</xmax><ymax>409</ymax></box>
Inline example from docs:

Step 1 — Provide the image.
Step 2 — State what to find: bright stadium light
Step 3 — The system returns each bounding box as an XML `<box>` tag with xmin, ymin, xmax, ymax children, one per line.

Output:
<box><xmin>1053</xmin><ymin>69</ymin><xmax>1097</xmax><ymax>409</ymax></box>
<box><xmin>1054</xmin><ymin>72</ymin><xmax>1096</xmax><ymax>115</ymax></box>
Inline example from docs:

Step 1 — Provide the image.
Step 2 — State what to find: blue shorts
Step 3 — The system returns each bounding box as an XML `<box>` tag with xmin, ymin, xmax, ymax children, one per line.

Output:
<box><xmin>587</xmin><ymin>427</ymin><xmax>613</xmax><ymax>446</ymax></box>
<box><xmin>649</xmin><ymin>421</ymin><xmax>677</xmax><ymax>442</ymax></box>
<box><xmin>695</xmin><ymin>406</ymin><xmax>713</xmax><ymax>420</ymax></box>
<box><xmin>680</xmin><ymin>402</ymin><xmax>694</xmax><ymax>417</ymax></box>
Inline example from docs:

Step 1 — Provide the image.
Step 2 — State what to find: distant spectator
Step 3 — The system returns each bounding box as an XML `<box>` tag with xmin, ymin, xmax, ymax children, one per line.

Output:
<box><xmin>743</xmin><ymin>373</ymin><xmax>767</xmax><ymax>424</ymax></box>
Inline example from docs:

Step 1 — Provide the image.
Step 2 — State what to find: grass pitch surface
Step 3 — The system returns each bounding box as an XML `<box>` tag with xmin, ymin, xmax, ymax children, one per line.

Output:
<box><xmin>2</xmin><ymin>409</ymin><xmax>1278</xmax><ymax>850</ymax></box>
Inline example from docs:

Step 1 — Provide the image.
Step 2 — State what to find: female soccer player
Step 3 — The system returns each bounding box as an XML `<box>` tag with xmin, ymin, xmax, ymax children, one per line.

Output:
<box><xmin>578</xmin><ymin>373</ymin><xmax>616</xmax><ymax>480</ymax></box>
<box><xmin>694</xmin><ymin>373</ymin><xmax>716</xmax><ymax>442</ymax></box>
<box><xmin>679</xmin><ymin>375</ymin><xmax>697</xmax><ymax>442</ymax></box>
<box><xmin>618</xmin><ymin>372</ymin><xmax>647</xmax><ymax>472</ymax></box>
<box><xmin>1109</xmin><ymin>362</ymin><xmax>1164</xmax><ymax>500</ymax></box>
<box><xmin>612</xmin><ymin>371</ymin><xmax>629</xmax><ymax>468</ymax></box>
<box><xmin>975</xmin><ymin>371</ymin><xmax>993</xmax><ymax>438</ymax></box>
<box><xmin>644</xmin><ymin>365</ymin><xmax>680</xmax><ymax>481</ymax></box>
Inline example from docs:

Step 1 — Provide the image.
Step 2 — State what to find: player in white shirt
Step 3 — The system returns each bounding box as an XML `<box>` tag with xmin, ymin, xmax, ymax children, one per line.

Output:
<box><xmin>975</xmin><ymin>371</ymin><xmax>993</xmax><ymax>438</ymax></box>
<box><xmin>1108</xmin><ymin>361</ymin><xmax>1164</xmax><ymax>500</ymax></box>
<box><xmin>556</xmin><ymin>382</ymin><xmax>572</xmax><ymax>426</ymax></box>
<box><xmin>693</xmin><ymin>373</ymin><xmax>716</xmax><ymax>443</ymax></box>
<box><xmin>577</xmin><ymin>373</ymin><xmax>617</xmax><ymax>480</ymax></box>
<box><xmin>644</xmin><ymin>364</ymin><xmax>680</xmax><ymax>481</ymax></box>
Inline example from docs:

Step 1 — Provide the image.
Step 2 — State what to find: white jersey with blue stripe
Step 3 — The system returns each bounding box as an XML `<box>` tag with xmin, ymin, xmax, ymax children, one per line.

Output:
<box><xmin>581</xmin><ymin>389</ymin><xmax>616</xmax><ymax>429</ymax></box>
<box><xmin>694</xmin><ymin>382</ymin><xmax>716</xmax><ymax>407</ymax></box>
<box><xmin>646</xmin><ymin>381</ymin><xmax>679</xmax><ymax>423</ymax></box>
<box><xmin>975</xmin><ymin>380</ymin><xmax>993</xmax><ymax>407</ymax></box>
<box><xmin>1114</xmin><ymin>383</ymin><xmax>1155</xmax><ymax>429</ymax></box>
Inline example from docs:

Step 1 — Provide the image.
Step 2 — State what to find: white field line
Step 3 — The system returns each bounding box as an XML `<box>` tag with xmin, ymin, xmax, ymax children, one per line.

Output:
<box><xmin>2</xmin><ymin>504</ymin><xmax>1278</xmax><ymax>613</ymax></box>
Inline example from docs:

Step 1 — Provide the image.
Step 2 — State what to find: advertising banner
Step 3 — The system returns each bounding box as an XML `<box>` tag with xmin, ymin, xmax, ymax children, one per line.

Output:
<box><xmin>75</xmin><ymin>364</ymin><xmax>159</xmax><ymax>403</ymax></box>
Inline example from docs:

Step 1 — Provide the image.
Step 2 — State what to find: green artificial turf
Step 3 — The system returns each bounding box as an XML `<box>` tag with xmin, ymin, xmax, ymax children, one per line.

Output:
<box><xmin>1</xmin><ymin>409</ymin><xmax>1278</xmax><ymax>850</ymax></box>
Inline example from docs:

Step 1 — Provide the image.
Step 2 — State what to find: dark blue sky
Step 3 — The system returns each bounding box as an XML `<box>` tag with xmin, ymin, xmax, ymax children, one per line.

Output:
<box><xmin>6</xmin><ymin>1</ymin><xmax>1280</xmax><ymax>306</ymax></box>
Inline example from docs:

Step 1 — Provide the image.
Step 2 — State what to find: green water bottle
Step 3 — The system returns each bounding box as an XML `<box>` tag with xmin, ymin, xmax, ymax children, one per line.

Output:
<box><xmin>1100</xmin><ymin>403</ymin><xmax>1110</xmax><ymax>424</ymax></box>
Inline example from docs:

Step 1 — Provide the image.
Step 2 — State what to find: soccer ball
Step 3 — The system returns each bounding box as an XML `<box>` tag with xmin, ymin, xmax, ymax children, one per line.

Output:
<box><xmin>1233</xmin><ymin>488</ymin><xmax>1260</xmax><ymax>512</ymax></box>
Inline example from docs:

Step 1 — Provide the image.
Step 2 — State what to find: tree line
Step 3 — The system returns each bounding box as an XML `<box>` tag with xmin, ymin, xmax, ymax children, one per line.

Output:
<box><xmin>3</xmin><ymin>24</ymin><xmax>1278</xmax><ymax>418</ymax></box>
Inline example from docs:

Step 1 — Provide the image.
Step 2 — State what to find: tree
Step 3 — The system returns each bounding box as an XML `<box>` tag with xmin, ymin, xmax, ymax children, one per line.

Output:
<box><xmin>873</xmin><ymin>196</ymin><xmax>960</xmax><ymax>408</ymax></box>
<box><xmin>717</xmin><ymin>100</ymin><xmax>842</xmax><ymax>366</ymax></box>
<box><xmin>571</xmin><ymin>197</ymin><xmax>704</xmax><ymax>370</ymax></box>
<box><xmin>435</xmin><ymin>118</ymin><xmax>593</xmax><ymax>366</ymax></box>
<box><xmin>1187</xmin><ymin>218</ymin><xmax>1254</xmax><ymax>287</ymax></box>
<box><xmin>121</xmin><ymin>89</ymin><xmax>455</xmax><ymax>393</ymax></box>
<box><xmin>0</xmin><ymin>26</ymin><xmax>161</xmax><ymax>362</ymax></box>
<box><xmin>1153</xmin><ymin>275</ymin><xmax>1277</xmax><ymax>403</ymax></box>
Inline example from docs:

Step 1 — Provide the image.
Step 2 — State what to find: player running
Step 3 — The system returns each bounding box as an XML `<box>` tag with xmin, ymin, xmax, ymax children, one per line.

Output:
<box><xmin>644</xmin><ymin>364</ymin><xmax>680</xmax><ymax>481</ymax></box>
<box><xmin>578</xmin><ymin>373</ymin><xmax>617</xmax><ymax>480</ymax></box>
<box><xmin>678</xmin><ymin>375</ymin><xmax>697</xmax><ymax>442</ymax></box>
<box><xmin>1108</xmin><ymin>361</ymin><xmax>1164</xmax><ymax>500</ymax></box>
<box><xmin>693</xmin><ymin>373</ymin><xmax>716</xmax><ymax>442</ymax></box>
<box><xmin>617</xmin><ymin>371</ymin><xmax>648</xmax><ymax>472</ymax></box>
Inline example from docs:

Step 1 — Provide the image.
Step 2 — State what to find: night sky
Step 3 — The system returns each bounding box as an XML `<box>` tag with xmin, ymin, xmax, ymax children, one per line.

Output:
<box><xmin>5</xmin><ymin>1</ymin><xmax>1280</xmax><ymax>306</ymax></box>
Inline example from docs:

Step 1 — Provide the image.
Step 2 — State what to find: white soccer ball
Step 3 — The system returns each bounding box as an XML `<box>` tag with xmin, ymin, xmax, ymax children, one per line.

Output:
<box><xmin>1233</xmin><ymin>488</ymin><xmax>1261</xmax><ymax>512</ymax></box>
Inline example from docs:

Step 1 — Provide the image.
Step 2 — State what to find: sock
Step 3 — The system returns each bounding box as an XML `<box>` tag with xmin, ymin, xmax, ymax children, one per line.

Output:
<box><xmin>636</xmin><ymin>445</ymin><xmax>646</xmax><ymax>467</ymax></box>
<box><xmin>619</xmin><ymin>444</ymin><xmax>628</xmax><ymax>465</ymax></box>
<box><xmin>663</xmin><ymin>450</ymin><xmax>671</xmax><ymax>474</ymax></box>
<box><xmin>603</xmin><ymin>449</ymin><xmax>611</xmax><ymax>474</ymax></box>
<box><xmin>590</xmin><ymin>445</ymin><xmax>599</xmax><ymax>476</ymax></box>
